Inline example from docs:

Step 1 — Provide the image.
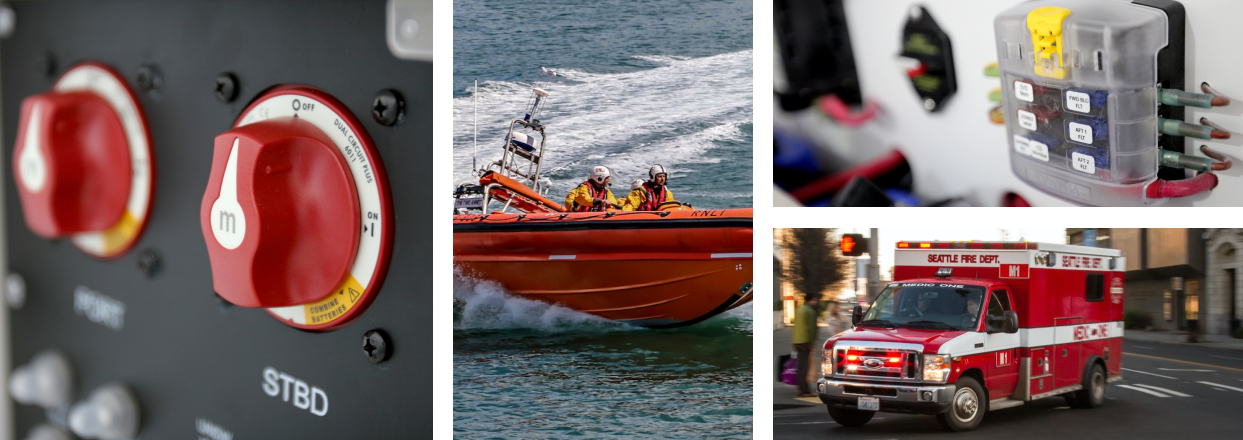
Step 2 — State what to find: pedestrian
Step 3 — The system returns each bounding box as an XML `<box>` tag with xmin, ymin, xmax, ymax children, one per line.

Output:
<box><xmin>793</xmin><ymin>294</ymin><xmax>821</xmax><ymax>397</ymax></box>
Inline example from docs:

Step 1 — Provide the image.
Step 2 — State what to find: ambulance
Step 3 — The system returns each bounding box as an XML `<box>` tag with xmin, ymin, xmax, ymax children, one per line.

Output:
<box><xmin>816</xmin><ymin>241</ymin><xmax>1124</xmax><ymax>431</ymax></box>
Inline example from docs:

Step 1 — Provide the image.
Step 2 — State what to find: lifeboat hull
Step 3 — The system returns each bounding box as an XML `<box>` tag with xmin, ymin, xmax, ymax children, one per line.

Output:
<box><xmin>453</xmin><ymin>209</ymin><xmax>753</xmax><ymax>327</ymax></box>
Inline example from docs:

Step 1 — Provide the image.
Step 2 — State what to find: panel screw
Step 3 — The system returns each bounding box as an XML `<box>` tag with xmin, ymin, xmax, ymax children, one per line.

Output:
<box><xmin>135</xmin><ymin>62</ymin><xmax>162</xmax><ymax>92</ymax></box>
<box><xmin>362</xmin><ymin>329</ymin><xmax>391</xmax><ymax>363</ymax></box>
<box><xmin>215</xmin><ymin>72</ymin><xmax>239</xmax><ymax>103</ymax></box>
<box><xmin>135</xmin><ymin>249</ymin><xmax>161</xmax><ymax>278</ymax></box>
<box><xmin>371</xmin><ymin>89</ymin><xmax>405</xmax><ymax>126</ymax></box>
<box><xmin>36</xmin><ymin>52</ymin><xmax>56</xmax><ymax>78</ymax></box>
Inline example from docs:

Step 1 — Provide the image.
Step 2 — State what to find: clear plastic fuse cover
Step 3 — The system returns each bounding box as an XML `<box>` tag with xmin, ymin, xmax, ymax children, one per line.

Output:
<box><xmin>995</xmin><ymin>0</ymin><xmax>1168</xmax><ymax>205</ymax></box>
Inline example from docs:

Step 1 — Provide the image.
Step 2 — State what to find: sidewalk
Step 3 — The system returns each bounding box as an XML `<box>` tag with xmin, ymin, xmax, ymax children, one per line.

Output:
<box><xmin>1124</xmin><ymin>329</ymin><xmax>1243</xmax><ymax>352</ymax></box>
<box><xmin>773</xmin><ymin>323</ymin><xmax>843</xmax><ymax>410</ymax></box>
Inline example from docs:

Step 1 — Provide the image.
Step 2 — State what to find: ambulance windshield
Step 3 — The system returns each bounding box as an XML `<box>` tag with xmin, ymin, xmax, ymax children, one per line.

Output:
<box><xmin>858</xmin><ymin>283</ymin><xmax>986</xmax><ymax>331</ymax></box>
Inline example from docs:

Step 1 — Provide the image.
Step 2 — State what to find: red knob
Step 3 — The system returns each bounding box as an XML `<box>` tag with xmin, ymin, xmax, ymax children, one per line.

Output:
<box><xmin>12</xmin><ymin>90</ymin><xmax>132</xmax><ymax>238</ymax></box>
<box><xmin>200</xmin><ymin>116</ymin><xmax>361</xmax><ymax>308</ymax></box>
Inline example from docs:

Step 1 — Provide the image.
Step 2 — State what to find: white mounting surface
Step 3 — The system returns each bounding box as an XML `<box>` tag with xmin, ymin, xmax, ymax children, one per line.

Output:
<box><xmin>780</xmin><ymin>0</ymin><xmax>1243</xmax><ymax>206</ymax></box>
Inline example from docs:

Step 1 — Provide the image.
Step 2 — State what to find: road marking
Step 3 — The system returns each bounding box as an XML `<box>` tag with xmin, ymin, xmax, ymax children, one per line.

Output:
<box><xmin>1158</xmin><ymin>368</ymin><xmax>1214</xmax><ymax>372</ymax></box>
<box><xmin>1117</xmin><ymin>384</ymin><xmax>1170</xmax><ymax>397</ymax></box>
<box><xmin>1124</xmin><ymin>352</ymin><xmax>1243</xmax><ymax>372</ymax></box>
<box><xmin>1209</xmin><ymin>355</ymin><xmax>1243</xmax><ymax>361</ymax></box>
<box><xmin>1121</xmin><ymin>368</ymin><xmax>1177</xmax><ymax>379</ymax></box>
<box><xmin>1132</xmin><ymin>384</ymin><xmax>1191</xmax><ymax>397</ymax></box>
<box><xmin>1131</xmin><ymin>346</ymin><xmax>1155</xmax><ymax>350</ymax></box>
<box><xmin>1198</xmin><ymin>381</ymin><xmax>1243</xmax><ymax>393</ymax></box>
<box><xmin>794</xmin><ymin>397</ymin><xmax>821</xmax><ymax>404</ymax></box>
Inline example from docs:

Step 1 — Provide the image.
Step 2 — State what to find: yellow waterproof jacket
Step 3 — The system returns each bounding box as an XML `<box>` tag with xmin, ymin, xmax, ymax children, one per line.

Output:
<box><xmin>565</xmin><ymin>181</ymin><xmax>619</xmax><ymax>212</ymax></box>
<box><xmin>621</xmin><ymin>183</ymin><xmax>675</xmax><ymax>211</ymax></box>
<box><xmin>618</xmin><ymin>189</ymin><xmax>642</xmax><ymax>211</ymax></box>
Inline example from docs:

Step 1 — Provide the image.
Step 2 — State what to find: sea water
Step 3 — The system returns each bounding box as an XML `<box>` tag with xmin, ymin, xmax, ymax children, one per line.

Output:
<box><xmin>453</xmin><ymin>275</ymin><xmax>753</xmax><ymax>438</ymax></box>
<box><xmin>452</xmin><ymin>0</ymin><xmax>753</xmax><ymax>209</ymax></box>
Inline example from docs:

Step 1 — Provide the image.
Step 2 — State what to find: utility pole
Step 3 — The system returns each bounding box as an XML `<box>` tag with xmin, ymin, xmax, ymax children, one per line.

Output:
<box><xmin>867</xmin><ymin>228</ymin><xmax>881</xmax><ymax>301</ymax></box>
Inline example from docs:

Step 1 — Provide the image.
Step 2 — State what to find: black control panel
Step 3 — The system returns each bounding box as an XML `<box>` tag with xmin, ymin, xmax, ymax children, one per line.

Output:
<box><xmin>3</xmin><ymin>1</ymin><xmax>430</xmax><ymax>438</ymax></box>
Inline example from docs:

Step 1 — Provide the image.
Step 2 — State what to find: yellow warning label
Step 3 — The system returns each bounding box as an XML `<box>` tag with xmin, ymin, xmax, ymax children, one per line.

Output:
<box><xmin>100</xmin><ymin>211</ymin><xmax>141</xmax><ymax>254</ymax></box>
<box><xmin>303</xmin><ymin>274</ymin><xmax>364</xmax><ymax>325</ymax></box>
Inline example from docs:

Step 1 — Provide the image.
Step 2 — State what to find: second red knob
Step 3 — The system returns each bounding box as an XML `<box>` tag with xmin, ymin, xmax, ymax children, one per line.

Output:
<box><xmin>200</xmin><ymin>116</ymin><xmax>360</xmax><ymax>308</ymax></box>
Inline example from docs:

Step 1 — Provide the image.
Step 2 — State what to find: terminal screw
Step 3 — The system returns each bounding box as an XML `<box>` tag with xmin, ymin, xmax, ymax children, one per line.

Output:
<box><xmin>135</xmin><ymin>249</ymin><xmax>161</xmax><ymax>278</ymax></box>
<box><xmin>215</xmin><ymin>72</ymin><xmax>239</xmax><ymax>103</ymax></box>
<box><xmin>371</xmin><ymin>89</ymin><xmax>405</xmax><ymax>126</ymax></box>
<box><xmin>135</xmin><ymin>62</ymin><xmax>162</xmax><ymax>92</ymax></box>
<box><xmin>362</xmin><ymin>329</ymin><xmax>391</xmax><ymax>363</ymax></box>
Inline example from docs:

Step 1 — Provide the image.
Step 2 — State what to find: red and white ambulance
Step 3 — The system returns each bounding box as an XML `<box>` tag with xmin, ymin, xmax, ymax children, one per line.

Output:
<box><xmin>816</xmin><ymin>241</ymin><xmax>1125</xmax><ymax>431</ymax></box>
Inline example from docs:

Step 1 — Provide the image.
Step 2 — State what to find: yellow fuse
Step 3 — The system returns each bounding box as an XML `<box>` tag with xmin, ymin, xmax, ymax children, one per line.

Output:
<box><xmin>1027</xmin><ymin>6</ymin><xmax>1071</xmax><ymax>79</ymax></box>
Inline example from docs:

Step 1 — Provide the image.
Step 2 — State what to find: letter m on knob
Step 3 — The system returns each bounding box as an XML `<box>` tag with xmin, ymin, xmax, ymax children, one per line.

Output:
<box><xmin>200</xmin><ymin>116</ymin><xmax>361</xmax><ymax>308</ymax></box>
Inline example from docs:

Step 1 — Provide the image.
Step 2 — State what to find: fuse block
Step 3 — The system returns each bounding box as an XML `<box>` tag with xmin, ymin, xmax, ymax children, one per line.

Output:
<box><xmin>996</xmin><ymin>0</ymin><xmax>1176</xmax><ymax>205</ymax></box>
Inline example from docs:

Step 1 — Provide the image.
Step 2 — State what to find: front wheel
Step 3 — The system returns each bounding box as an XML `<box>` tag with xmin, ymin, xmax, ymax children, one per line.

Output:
<box><xmin>1073</xmin><ymin>363</ymin><xmax>1106</xmax><ymax>408</ymax></box>
<box><xmin>936</xmin><ymin>377</ymin><xmax>986</xmax><ymax>432</ymax></box>
<box><xmin>827</xmin><ymin>406</ymin><xmax>875</xmax><ymax>427</ymax></box>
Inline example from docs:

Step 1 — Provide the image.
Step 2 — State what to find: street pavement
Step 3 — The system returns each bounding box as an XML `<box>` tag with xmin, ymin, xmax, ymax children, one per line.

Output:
<box><xmin>774</xmin><ymin>335</ymin><xmax>1243</xmax><ymax>439</ymax></box>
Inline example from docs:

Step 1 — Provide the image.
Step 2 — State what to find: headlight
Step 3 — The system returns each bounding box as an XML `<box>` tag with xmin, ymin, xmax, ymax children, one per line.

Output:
<box><xmin>923</xmin><ymin>354</ymin><xmax>951</xmax><ymax>383</ymax></box>
<box><xmin>821</xmin><ymin>346</ymin><xmax>834</xmax><ymax>376</ymax></box>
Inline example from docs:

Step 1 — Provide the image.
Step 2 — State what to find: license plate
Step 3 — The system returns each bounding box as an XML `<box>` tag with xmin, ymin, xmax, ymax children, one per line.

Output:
<box><xmin>858</xmin><ymin>396</ymin><xmax>880</xmax><ymax>411</ymax></box>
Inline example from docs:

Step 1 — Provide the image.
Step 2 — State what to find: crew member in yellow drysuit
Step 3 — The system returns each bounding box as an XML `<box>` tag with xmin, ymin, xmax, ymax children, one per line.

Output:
<box><xmin>565</xmin><ymin>166</ymin><xmax>622</xmax><ymax>212</ymax></box>
<box><xmin>621</xmin><ymin>164</ymin><xmax>676</xmax><ymax>211</ymax></box>
<box><xmin>617</xmin><ymin>179</ymin><xmax>646</xmax><ymax>211</ymax></box>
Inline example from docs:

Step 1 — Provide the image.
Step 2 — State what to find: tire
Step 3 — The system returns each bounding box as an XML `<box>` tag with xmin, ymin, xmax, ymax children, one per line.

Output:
<box><xmin>827</xmin><ymin>406</ymin><xmax>875</xmax><ymax>427</ymax></box>
<box><xmin>936</xmin><ymin>377</ymin><xmax>986</xmax><ymax>432</ymax></box>
<box><xmin>1073</xmin><ymin>363</ymin><xmax>1106</xmax><ymax>408</ymax></box>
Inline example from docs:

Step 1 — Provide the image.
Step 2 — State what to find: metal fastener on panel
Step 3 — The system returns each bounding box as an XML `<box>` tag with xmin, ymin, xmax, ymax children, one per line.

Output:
<box><xmin>371</xmin><ymin>89</ymin><xmax>405</xmax><ymax>126</ymax></box>
<box><xmin>135</xmin><ymin>62</ymin><xmax>161</xmax><ymax>92</ymax></box>
<box><xmin>215</xmin><ymin>72</ymin><xmax>238</xmax><ymax>103</ymax></box>
<box><xmin>136</xmin><ymin>249</ymin><xmax>161</xmax><ymax>278</ymax></box>
<box><xmin>362</xmin><ymin>329</ymin><xmax>391</xmax><ymax>363</ymax></box>
<box><xmin>36</xmin><ymin>52</ymin><xmax>56</xmax><ymax>79</ymax></box>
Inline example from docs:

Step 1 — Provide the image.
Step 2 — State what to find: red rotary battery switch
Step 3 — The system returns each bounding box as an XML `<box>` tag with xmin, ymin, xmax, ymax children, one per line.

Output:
<box><xmin>14</xmin><ymin>91</ymin><xmax>130</xmax><ymax>236</ymax></box>
<box><xmin>200</xmin><ymin>116</ymin><xmax>360</xmax><ymax>308</ymax></box>
<box><xmin>201</xmin><ymin>85</ymin><xmax>394</xmax><ymax>331</ymax></box>
<box><xmin>11</xmin><ymin>62</ymin><xmax>155</xmax><ymax>258</ymax></box>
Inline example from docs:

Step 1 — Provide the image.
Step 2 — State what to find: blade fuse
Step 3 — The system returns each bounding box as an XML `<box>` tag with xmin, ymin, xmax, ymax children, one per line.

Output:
<box><xmin>995</xmin><ymin>0</ymin><xmax>1211</xmax><ymax>206</ymax></box>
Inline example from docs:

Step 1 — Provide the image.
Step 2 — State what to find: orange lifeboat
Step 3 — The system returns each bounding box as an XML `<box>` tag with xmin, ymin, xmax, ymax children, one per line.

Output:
<box><xmin>453</xmin><ymin>208</ymin><xmax>753</xmax><ymax>327</ymax></box>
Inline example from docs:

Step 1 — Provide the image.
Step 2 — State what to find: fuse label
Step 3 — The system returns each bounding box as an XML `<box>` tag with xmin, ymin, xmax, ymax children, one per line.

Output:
<box><xmin>1072</xmin><ymin>151</ymin><xmax>1096</xmax><ymax>174</ymax></box>
<box><xmin>1066</xmin><ymin>91</ymin><xmax>1091</xmax><ymax>113</ymax></box>
<box><xmin>1013</xmin><ymin>135</ymin><xmax>1031</xmax><ymax>156</ymax></box>
<box><xmin>1069</xmin><ymin>122</ymin><xmax>1093</xmax><ymax>144</ymax></box>
<box><xmin>1030</xmin><ymin>139</ymin><xmax>1049</xmax><ymax>162</ymax></box>
<box><xmin>1015</xmin><ymin>81</ymin><xmax>1034</xmax><ymax>102</ymax></box>
<box><xmin>1017</xmin><ymin>109</ymin><xmax>1037</xmax><ymax>130</ymax></box>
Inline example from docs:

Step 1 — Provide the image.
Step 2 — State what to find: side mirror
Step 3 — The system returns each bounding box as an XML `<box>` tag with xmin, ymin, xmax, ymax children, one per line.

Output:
<box><xmin>1003</xmin><ymin>311</ymin><xmax>1019</xmax><ymax>334</ymax></box>
<box><xmin>851</xmin><ymin>305</ymin><xmax>863</xmax><ymax>326</ymax></box>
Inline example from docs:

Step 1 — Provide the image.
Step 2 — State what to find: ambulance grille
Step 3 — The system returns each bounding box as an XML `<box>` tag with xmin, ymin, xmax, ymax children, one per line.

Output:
<box><xmin>833</xmin><ymin>348</ymin><xmax>922</xmax><ymax>382</ymax></box>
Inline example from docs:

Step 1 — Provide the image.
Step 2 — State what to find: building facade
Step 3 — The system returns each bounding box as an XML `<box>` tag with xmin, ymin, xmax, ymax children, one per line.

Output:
<box><xmin>1069</xmin><ymin>228</ymin><xmax>1210</xmax><ymax>333</ymax></box>
<box><xmin>1203</xmin><ymin>229</ymin><xmax>1243</xmax><ymax>335</ymax></box>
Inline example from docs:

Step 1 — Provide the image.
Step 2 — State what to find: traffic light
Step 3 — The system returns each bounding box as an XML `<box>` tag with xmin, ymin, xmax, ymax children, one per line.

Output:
<box><xmin>840</xmin><ymin>233</ymin><xmax>866</xmax><ymax>256</ymax></box>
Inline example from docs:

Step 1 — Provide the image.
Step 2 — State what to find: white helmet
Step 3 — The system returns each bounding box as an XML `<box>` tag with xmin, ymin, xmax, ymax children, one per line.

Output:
<box><xmin>649</xmin><ymin>164</ymin><xmax>668</xmax><ymax>180</ymax></box>
<box><xmin>631</xmin><ymin>179</ymin><xmax>645</xmax><ymax>191</ymax></box>
<box><xmin>589</xmin><ymin>166</ymin><xmax>611</xmax><ymax>185</ymax></box>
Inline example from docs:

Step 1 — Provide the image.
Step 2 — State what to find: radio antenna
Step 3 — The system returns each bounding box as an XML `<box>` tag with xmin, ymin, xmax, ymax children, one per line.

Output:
<box><xmin>472</xmin><ymin>79</ymin><xmax>478</xmax><ymax>173</ymax></box>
